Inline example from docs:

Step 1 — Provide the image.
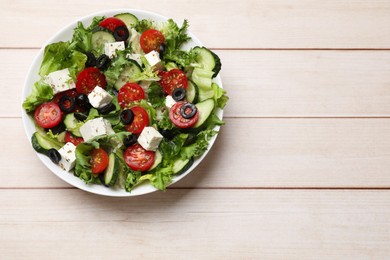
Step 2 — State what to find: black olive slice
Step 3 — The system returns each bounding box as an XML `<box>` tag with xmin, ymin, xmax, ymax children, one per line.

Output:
<box><xmin>159</xmin><ymin>43</ymin><xmax>166</xmax><ymax>60</ymax></box>
<box><xmin>96</xmin><ymin>54</ymin><xmax>110</xmax><ymax>71</ymax></box>
<box><xmin>98</xmin><ymin>103</ymin><xmax>116</xmax><ymax>115</ymax></box>
<box><xmin>120</xmin><ymin>109</ymin><xmax>134</xmax><ymax>125</ymax></box>
<box><xmin>180</xmin><ymin>103</ymin><xmax>197</xmax><ymax>119</ymax></box>
<box><xmin>75</xmin><ymin>94</ymin><xmax>89</xmax><ymax>107</ymax></box>
<box><xmin>114</xmin><ymin>26</ymin><xmax>130</xmax><ymax>41</ymax></box>
<box><xmin>84</xmin><ymin>52</ymin><xmax>97</xmax><ymax>68</ymax></box>
<box><xmin>59</xmin><ymin>96</ymin><xmax>75</xmax><ymax>113</ymax></box>
<box><xmin>74</xmin><ymin>112</ymin><xmax>88</xmax><ymax>121</ymax></box>
<box><xmin>123</xmin><ymin>135</ymin><xmax>138</xmax><ymax>147</ymax></box>
<box><xmin>159</xmin><ymin>129</ymin><xmax>175</xmax><ymax>140</ymax></box>
<box><xmin>172</xmin><ymin>88</ymin><xmax>186</xmax><ymax>101</ymax></box>
<box><xmin>49</xmin><ymin>122</ymin><xmax>65</xmax><ymax>135</ymax></box>
<box><xmin>48</xmin><ymin>149</ymin><xmax>61</xmax><ymax>164</ymax></box>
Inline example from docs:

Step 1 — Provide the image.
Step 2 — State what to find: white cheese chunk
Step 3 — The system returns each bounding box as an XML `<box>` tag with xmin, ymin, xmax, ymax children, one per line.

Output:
<box><xmin>144</xmin><ymin>50</ymin><xmax>162</xmax><ymax>70</ymax></box>
<box><xmin>58</xmin><ymin>142</ymin><xmax>76</xmax><ymax>171</ymax></box>
<box><xmin>137</xmin><ymin>126</ymin><xmax>163</xmax><ymax>151</ymax></box>
<box><xmin>126</xmin><ymin>53</ymin><xmax>142</xmax><ymax>66</ymax></box>
<box><xmin>87</xmin><ymin>86</ymin><xmax>113</xmax><ymax>109</ymax></box>
<box><xmin>165</xmin><ymin>95</ymin><xmax>177</xmax><ymax>109</ymax></box>
<box><xmin>104</xmin><ymin>41</ymin><xmax>125</xmax><ymax>58</ymax></box>
<box><xmin>79</xmin><ymin>117</ymin><xmax>114</xmax><ymax>142</ymax></box>
<box><xmin>44</xmin><ymin>68</ymin><xmax>75</xmax><ymax>95</ymax></box>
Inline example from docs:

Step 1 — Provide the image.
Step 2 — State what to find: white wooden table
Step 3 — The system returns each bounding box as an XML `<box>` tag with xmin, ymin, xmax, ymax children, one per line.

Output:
<box><xmin>2</xmin><ymin>1</ymin><xmax>390</xmax><ymax>258</ymax></box>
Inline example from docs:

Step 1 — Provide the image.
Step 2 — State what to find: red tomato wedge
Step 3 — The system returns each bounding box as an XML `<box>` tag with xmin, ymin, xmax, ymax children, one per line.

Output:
<box><xmin>140</xmin><ymin>29</ymin><xmax>165</xmax><ymax>53</ymax></box>
<box><xmin>159</xmin><ymin>69</ymin><xmax>188</xmax><ymax>95</ymax></box>
<box><xmin>76</xmin><ymin>67</ymin><xmax>107</xmax><ymax>95</ymax></box>
<box><xmin>99</xmin><ymin>17</ymin><xmax>126</xmax><ymax>32</ymax></box>
<box><xmin>118</xmin><ymin>83</ymin><xmax>145</xmax><ymax>108</ymax></box>
<box><xmin>34</xmin><ymin>102</ymin><xmax>62</xmax><ymax>129</ymax></box>
<box><xmin>90</xmin><ymin>148</ymin><xmax>109</xmax><ymax>175</ymax></box>
<box><xmin>124</xmin><ymin>144</ymin><xmax>155</xmax><ymax>172</ymax></box>
<box><xmin>169</xmin><ymin>101</ymin><xmax>199</xmax><ymax>129</ymax></box>
<box><xmin>125</xmin><ymin>106</ymin><xmax>149</xmax><ymax>134</ymax></box>
<box><xmin>64</xmin><ymin>131</ymin><xmax>84</xmax><ymax>146</ymax></box>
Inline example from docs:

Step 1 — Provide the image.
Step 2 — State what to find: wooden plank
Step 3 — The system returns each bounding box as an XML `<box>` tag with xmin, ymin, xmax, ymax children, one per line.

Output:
<box><xmin>5</xmin><ymin>117</ymin><xmax>390</xmax><ymax>188</ymax></box>
<box><xmin>2</xmin><ymin>1</ymin><xmax>390</xmax><ymax>48</ymax></box>
<box><xmin>9</xmin><ymin>49</ymin><xmax>390</xmax><ymax>118</ymax></box>
<box><xmin>0</xmin><ymin>189</ymin><xmax>389</xmax><ymax>259</ymax></box>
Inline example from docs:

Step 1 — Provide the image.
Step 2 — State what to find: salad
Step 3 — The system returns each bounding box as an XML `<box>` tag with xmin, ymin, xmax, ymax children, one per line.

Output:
<box><xmin>22</xmin><ymin>12</ymin><xmax>228</xmax><ymax>193</ymax></box>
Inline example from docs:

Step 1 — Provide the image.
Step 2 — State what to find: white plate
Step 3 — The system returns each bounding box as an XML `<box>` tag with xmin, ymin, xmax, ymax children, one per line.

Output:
<box><xmin>21</xmin><ymin>9</ymin><xmax>223</xmax><ymax>197</ymax></box>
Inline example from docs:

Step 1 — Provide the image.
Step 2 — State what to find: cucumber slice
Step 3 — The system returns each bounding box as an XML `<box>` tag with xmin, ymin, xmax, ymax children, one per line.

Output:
<box><xmin>150</xmin><ymin>150</ymin><xmax>162</xmax><ymax>170</ymax></box>
<box><xmin>32</xmin><ymin>132</ymin><xmax>63</xmax><ymax>154</ymax></box>
<box><xmin>91</xmin><ymin>27</ymin><xmax>115</xmax><ymax>53</ymax></box>
<box><xmin>104</xmin><ymin>153</ymin><xmax>120</xmax><ymax>186</ymax></box>
<box><xmin>191</xmin><ymin>68</ymin><xmax>213</xmax><ymax>89</ymax></box>
<box><xmin>114</xmin><ymin>60</ymin><xmax>142</xmax><ymax>90</ymax></box>
<box><xmin>114</xmin><ymin>13</ymin><xmax>138</xmax><ymax>27</ymax></box>
<box><xmin>194</xmin><ymin>99</ymin><xmax>215</xmax><ymax>128</ymax></box>
<box><xmin>63</xmin><ymin>113</ymin><xmax>83</xmax><ymax>137</ymax></box>
<box><xmin>173</xmin><ymin>157</ymin><xmax>194</xmax><ymax>175</ymax></box>
<box><xmin>186</xmin><ymin>80</ymin><xmax>199</xmax><ymax>104</ymax></box>
<box><xmin>193</xmin><ymin>47</ymin><xmax>221</xmax><ymax>78</ymax></box>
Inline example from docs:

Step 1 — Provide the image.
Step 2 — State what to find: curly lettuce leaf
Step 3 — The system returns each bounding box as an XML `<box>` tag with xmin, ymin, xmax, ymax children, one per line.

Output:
<box><xmin>133</xmin><ymin>19</ymin><xmax>155</xmax><ymax>33</ymax></box>
<box><xmin>22</xmin><ymin>79</ymin><xmax>54</xmax><ymax>112</ymax></box>
<box><xmin>70</xmin><ymin>16</ymin><xmax>105</xmax><ymax>53</ymax></box>
<box><xmin>159</xmin><ymin>133</ymin><xmax>188</xmax><ymax>163</ymax></box>
<box><xmin>160</xmin><ymin>19</ymin><xmax>198</xmax><ymax>68</ymax></box>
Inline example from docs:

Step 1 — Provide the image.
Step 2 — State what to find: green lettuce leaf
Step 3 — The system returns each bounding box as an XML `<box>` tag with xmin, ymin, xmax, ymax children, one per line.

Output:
<box><xmin>211</xmin><ymin>83</ymin><xmax>229</xmax><ymax>109</ymax></box>
<box><xmin>147</xmin><ymin>82</ymin><xmax>165</xmax><ymax>108</ymax></box>
<box><xmin>22</xmin><ymin>79</ymin><xmax>54</xmax><ymax>112</ymax></box>
<box><xmin>181</xmin><ymin>129</ymin><xmax>218</xmax><ymax>159</ymax></box>
<box><xmin>133</xmin><ymin>19</ymin><xmax>155</xmax><ymax>33</ymax></box>
<box><xmin>160</xmin><ymin>133</ymin><xmax>188</xmax><ymax>163</ymax></box>
<box><xmin>70</xmin><ymin>16</ymin><xmax>104</xmax><ymax>53</ymax></box>
<box><xmin>74</xmin><ymin>142</ymin><xmax>101</xmax><ymax>184</ymax></box>
<box><xmin>160</xmin><ymin>19</ymin><xmax>198</xmax><ymax>68</ymax></box>
<box><xmin>39</xmin><ymin>41</ymin><xmax>87</xmax><ymax>79</ymax></box>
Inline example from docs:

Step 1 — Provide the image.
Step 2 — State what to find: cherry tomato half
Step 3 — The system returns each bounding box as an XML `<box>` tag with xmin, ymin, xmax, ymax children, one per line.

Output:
<box><xmin>118</xmin><ymin>83</ymin><xmax>145</xmax><ymax>108</ymax></box>
<box><xmin>125</xmin><ymin>106</ymin><xmax>149</xmax><ymax>134</ymax></box>
<box><xmin>99</xmin><ymin>17</ymin><xmax>126</xmax><ymax>32</ymax></box>
<box><xmin>124</xmin><ymin>144</ymin><xmax>155</xmax><ymax>172</ymax></box>
<box><xmin>76</xmin><ymin>67</ymin><xmax>107</xmax><ymax>95</ymax></box>
<box><xmin>140</xmin><ymin>29</ymin><xmax>165</xmax><ymax>53</ymax></box>
<box><xmin>159</xmin><ymin>69</ymin><xmax>188</xmax><ymax>95</ymax></box>
<box><xmin>169</xmin><ymin>101</ymin><xmax>199</xmax><ymax>129</ymax></box>
<box><xmin>90</xmin><ymin>148</ymin><xmax>109</xmax><ymax>175</ymax></box>
<box><xmin>34</xmin><ymin>102</ymin><xmax>62</xmax><ymax>129</ymax></box>
<box><xmin>64</xmin><ymin>131</ymin><xmax>84</xmax><ymax>146</ymax></box>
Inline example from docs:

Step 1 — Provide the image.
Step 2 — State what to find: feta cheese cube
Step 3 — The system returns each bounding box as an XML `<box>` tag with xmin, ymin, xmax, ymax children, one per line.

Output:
<box><xmin>137</xmin><ymin>126</ymin><xmax>163</xmax><ymax>151</ymax></box>
<box><xmin>165</xmin><ymin>95</ymin><xmax>176</xmax><ymax>109</ymax></box>
<box><xmin>104</xmin><ymin>41</ymin><xmax>125</xmax><ymax>58</ymax></box>
<box><xmin>126</xmin><ymin>53</ymin><xmax>142</xmax><ymax>66</ymax></box>
<box><xmin>58</xmin><ymin>142</ymin><xmax>76</xmax><ymax>171</ymax></box>
<box><xmin>44</xmin><ymin>68</ymin><xmax>75</xmax><ymax>95</ymax></box>
<box><xmin>144</xmin><ymin>50</ymin><xmax>162</xmax><ymax>70</ymax></box>
<box><xmin>87</xmin><ymin>86</ymin><xmax>113</xmax><ymax>109</ymax></box>
<box><xmin>79</xmin><ymin>117</ymin><xmax>114</xmax><ymax>142</ymax></box>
